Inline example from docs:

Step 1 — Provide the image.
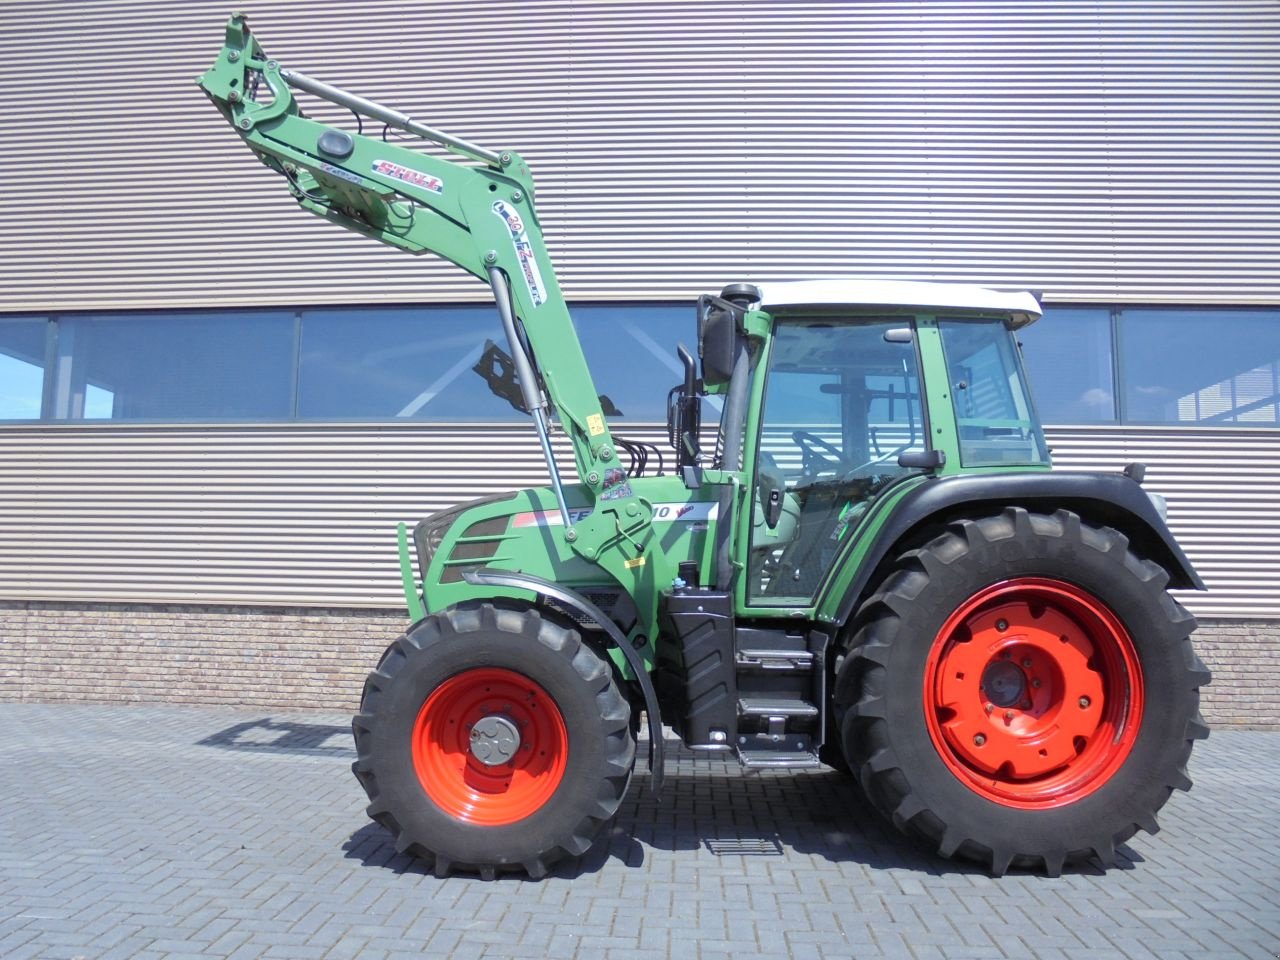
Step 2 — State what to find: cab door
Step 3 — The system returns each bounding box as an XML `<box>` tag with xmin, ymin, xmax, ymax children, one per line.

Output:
<box><xmin>744</xmin><ymin>316</ymin><xmax>928</xmax><ymax>607</ymax></box>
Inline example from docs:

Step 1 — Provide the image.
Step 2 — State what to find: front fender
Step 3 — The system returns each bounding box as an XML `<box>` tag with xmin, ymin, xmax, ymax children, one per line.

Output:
<box><xmin>463</xmin><ymin>568</ymin><xmax>665</xmax><ymax>794</ymax></box>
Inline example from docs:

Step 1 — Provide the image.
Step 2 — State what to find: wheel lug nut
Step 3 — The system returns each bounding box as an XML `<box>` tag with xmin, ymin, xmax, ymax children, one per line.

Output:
<box><xmin>973</xmin><ymin>734</ymin><xmax>986</xmax><ymax>746</ymax></box>
<box><xmin>1032</xmin><ymin>679</ymin><xmax>1042</xmax><ymax>688</ymax></box>
<box><xmin>985</xmin><ymin>704</ymin><xmax>994</xmax><ymax>714</ymax></box>
<box><xmin>1079</xmin><ymin>696</ymin><xmax>1091</xmax><ymax>708</ymax></box>
<box><xmin>1022</xmin><ymin>658</ymin><xmax>1032</xmax><ymax>668</ymax></box>
<box><xmin>1004</xmin><ymin>710</ymin><xmax>1014</xmax><ymax>721</ymax></box>
<box><xmin>996</xmin><ymin>619</ymin><xmax>1009</xmax><ymax>632</ymax></box>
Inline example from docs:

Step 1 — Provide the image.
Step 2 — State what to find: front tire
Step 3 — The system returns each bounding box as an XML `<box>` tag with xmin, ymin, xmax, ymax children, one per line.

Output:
<box><xmin>352</xmin><ymin>601</ymin><xmax>635</xmax><ymax>879</ymax></box>
<box><xmin>836</xmin><ymin>507</ymin><xmax>1210</xmax><ymax>876</ymax></box>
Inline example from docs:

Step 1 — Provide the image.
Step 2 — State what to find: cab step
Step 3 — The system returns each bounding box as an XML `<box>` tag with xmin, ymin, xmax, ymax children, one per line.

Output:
<box><xmin>736</xmin><ymin>648</ymin><xmax>814</xmax><ymax>671</ymax></box>
<box><xmin>737</xmin><ymin>749</ymin><xmax>823</xmax><ymax>770</ymax></box>
<box><xmin>735</xmin><ymin>732</ymin><xmax>822</xmax><ymax>769</ymax></box>
<box><xmin>737</xmin><ymin>696</ymin><xmax>819</xmax><ymax>718</ymax></box>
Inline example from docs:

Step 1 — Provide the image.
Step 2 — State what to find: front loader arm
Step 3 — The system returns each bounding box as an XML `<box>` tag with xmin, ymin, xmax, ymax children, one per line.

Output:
<box><xmin>197</xmin><ymin>15</ymin><xmax>651</xmax><ymax>566</ymax></box>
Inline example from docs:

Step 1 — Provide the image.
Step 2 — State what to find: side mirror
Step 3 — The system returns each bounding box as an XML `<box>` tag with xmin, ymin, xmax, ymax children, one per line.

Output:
<box><xmin>697</xmin><ymin>294</ymin><xmax>747</xmax><ymax>387</ymax></box>
<box><xmin>667</xmin><ymin>343</ymin><xmax>702</xmax><ymax>471</ymax></box>
<box><xmin>897</xmin><ymin>449</ymin><xmax>945</xmax><ymax>470</ymax></box>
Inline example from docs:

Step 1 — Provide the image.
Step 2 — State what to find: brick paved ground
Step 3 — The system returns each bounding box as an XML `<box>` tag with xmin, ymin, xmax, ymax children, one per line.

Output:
<box><xmin>1</xmin><ymin>703</ymin><xmax>1276</xmax><ymax>960</ymax></box>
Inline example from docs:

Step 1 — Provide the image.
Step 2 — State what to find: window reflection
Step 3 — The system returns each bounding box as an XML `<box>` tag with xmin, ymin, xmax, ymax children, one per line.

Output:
<box><xmin>295</xmin><ymin>303</ymin><xmax>691</xmax><ymax>421</ymax></box>
<box><xmin>298</xmin><ymin>306</ymin><xmax>510</xmax><ymax>420</ymax></box>
<box><xmin>1019</xmin><ymin>307</ymin><xmax>1116</xmax><ymax>422</ymax></box>
<box><xmin>573</xmin><ymin>304</ymin><xmax>691</xmax><ymax>420</ymax></box>
<box><xmin>4</xmin><ymin>303</ymin><xmax>1280</xmax><ymax>427</ymax></box>
<box><xmin>0</xmin><ymin>320</ymin><xmax>47</xmax><ymax>420</ymax></box>
<box><xmin>1120</xmin><ymin>309</ymin><xmax>1280</xmax><ymax>425</ymax></box>
<box><xmin>52</xmin><ymin>312</ymin><xmax>292</xmax><ymax>420</ymax></box>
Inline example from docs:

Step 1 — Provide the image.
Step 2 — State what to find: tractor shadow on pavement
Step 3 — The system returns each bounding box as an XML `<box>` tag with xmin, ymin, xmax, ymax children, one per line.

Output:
<box><xmin>580</xmin><ymin>758</ymin><xmax>1134</xmax><ymax>879</ymax></box>
<box><xmin>339</xmin><ymin>738</ymin><xmax>1139</xmax><ymax>880</ymax></box>
<box><xmin>198</xmin><ymin>717</ymin><xmax>354</xmax><ymax>757</ymax></box>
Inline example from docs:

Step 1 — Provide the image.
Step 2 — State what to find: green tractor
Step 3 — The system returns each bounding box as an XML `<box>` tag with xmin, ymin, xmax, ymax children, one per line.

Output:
<box><xmin>199</xmin><ymin>16</ymin><xmax>1210</xmax><ymax>879</ymax></box>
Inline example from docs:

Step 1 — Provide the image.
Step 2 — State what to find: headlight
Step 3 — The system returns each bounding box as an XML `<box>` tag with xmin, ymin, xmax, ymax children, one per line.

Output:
<box><xmin>424</xmin><ymin>522</ymin><xmax>448</xmax><ymax>559</ymax></box>
<box><xmin>414</xmin><ymin>506</ymin><xmax>465</xmax><ymax>571</ymax></box>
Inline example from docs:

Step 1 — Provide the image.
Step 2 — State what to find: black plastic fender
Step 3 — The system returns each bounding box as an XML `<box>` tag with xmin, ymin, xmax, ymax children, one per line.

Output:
<box><xmin>463</xmin><ymin>567</ymin><xmax>664</xmax><ymax>793</ymax></box>
<box><xmin>830</xmin><ymin>471</ymin><xmax>1206</xmax><ymax>629</ymax></box>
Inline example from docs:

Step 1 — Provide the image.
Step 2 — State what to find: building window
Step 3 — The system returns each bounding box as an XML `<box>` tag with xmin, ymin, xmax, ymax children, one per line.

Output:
<box><xmin>4</xmin><ymin>302</ymin><xmax>1280</xmax><ymax>429</ymax></box>
<box><xmin>295</xmin><ymin>303</ymin><xmax>691</xmax><ymax>421</ymax></box>
<box><xmin>1119</xmin><ymin>308</ymin><xmax>1280</xmax><ymax>425</ymax></box>
<box><xmin>0</xmin><ymin>319</ymin><xmax>48</xmax><ymax>420</ymax></box>
<box><xmin>297</xmin><ymin>306</ymin><xmax>513</xmax><ymax>420</ymax></box>
<box><xmin>51</xmin><ymin>312</ymin><xmax>294</xmax><ymax>420</ymax></box>
<box><xmin>573</xmin><ymin>304</ymin><xmax>691</xmax><ymax>420</ymax></box>
<box><xmin>1019</xmin><ymin>307</ymin><xmax>1116</xmax><ymax>422</ymax></box>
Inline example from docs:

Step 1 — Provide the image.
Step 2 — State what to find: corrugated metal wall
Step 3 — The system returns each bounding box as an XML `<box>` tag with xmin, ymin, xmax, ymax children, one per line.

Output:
<box><xmin>0</xmin><ymin>423</ymin><xmax>1273</xmax><ymax>617</ymax></box>
<box><xmin>0</xmin><ymin>1</ymin><xmax>1277</xmax><ymax>310</ymax></box>
<box><xmin>1046</xmin><ymin>427</ymin><xmax>1280</xmax><ymax>618</ymax></box>
<box><xmin>0</xmin><ymin>3</ymin><xmax>1276</xmax><ymax>623</ymax></box>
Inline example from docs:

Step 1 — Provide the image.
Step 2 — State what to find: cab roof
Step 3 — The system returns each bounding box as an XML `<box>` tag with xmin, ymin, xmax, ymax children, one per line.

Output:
<box><xmin>755</xmin><ymin>278</ymin><xmax>1042</xmax><ymax>327</ymax></box>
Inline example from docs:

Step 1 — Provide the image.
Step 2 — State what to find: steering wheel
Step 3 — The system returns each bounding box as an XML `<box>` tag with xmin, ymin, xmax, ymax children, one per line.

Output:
<box><xmin>792</xmin><ymin>429</ymin><xmax>849</xmax><ymax>478</ymax></box>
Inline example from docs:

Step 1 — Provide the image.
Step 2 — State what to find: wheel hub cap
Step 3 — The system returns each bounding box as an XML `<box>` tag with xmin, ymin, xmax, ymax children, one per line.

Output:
<box><xmin>469</xmin><ymin>715</ymin><xmax>521</xmax><ymax>766</ymax></box>
<box><xmin>981</xmin><ymin>659</ymin><xmax>1026</xmax><ymax>708</ymax></box>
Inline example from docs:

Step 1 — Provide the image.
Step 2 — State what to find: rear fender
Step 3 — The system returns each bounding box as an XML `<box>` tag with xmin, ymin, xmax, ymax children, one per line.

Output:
<box><xmin>825</xmin><ymin>472</ymin><xmax>1205</xmax><ymax>630</ymax></box>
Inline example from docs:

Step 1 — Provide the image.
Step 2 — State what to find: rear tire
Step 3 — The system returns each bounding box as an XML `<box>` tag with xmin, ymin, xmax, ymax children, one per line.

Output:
<box><xmin>352</xmin><ymin>601</ymin><xmax>635</xmax><ymax>879</ymax></box>
<box><xmin>835</xmin><ymin>507</ymin><xmax>1210</xmax><ymax>876</ymax></box>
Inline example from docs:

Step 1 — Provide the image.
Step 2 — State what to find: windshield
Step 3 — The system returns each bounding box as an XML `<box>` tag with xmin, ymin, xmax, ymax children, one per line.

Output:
<box><xmin>938</xmin><ymin>319</ymin><xmax>1049</xmax><ymax>467</ymax></box>
<box><xmin>747</xmin><ymin>318</ymin><xmax>927</xmax><ymax>604</ymax></box>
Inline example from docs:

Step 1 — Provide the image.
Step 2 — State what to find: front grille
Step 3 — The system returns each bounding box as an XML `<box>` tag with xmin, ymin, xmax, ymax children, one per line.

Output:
<box><xmin>440</xmin><ymin>515</ymin><xmax>509</xmax><ymax>584</ymax></box>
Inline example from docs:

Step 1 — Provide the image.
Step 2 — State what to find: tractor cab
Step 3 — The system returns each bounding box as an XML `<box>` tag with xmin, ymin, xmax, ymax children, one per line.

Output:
<box><xmin>673</xmin><ymin>278</ymin><xmax>1048</xmax><ymax>604</ymax></box>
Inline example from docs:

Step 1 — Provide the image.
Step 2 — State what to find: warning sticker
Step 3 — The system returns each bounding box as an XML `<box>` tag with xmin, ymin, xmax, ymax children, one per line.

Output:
<box><xmin>600</xmin><ymin>467</ymin><xmax>632</xmax><ymax>502</ymax></box>
<box><xmin>587</xmin><ymin>413</ymin><xmax>606</xmax><ymax>437</ymax></box>
<box><xmin>492</xmin><ymin>200</ymin><xmax>546</xmax><ymax>307</ymax></box>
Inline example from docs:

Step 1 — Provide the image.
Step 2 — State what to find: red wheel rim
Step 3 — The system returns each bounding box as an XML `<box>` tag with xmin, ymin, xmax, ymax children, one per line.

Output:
<box><xmin>923</xmin><ymin>578</ymin><xmax>1144</xmax><ymax>808</ymax></box>
<box><xmin>412</xmin><ymin>667</ymin><xmax>568</xmax><ymax>825</ymax></box>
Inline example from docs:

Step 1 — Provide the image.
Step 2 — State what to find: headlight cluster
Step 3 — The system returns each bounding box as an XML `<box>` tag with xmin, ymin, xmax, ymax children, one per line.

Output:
<box><xmin>414</xmin><ymin>506</ymin><xmax>465</xmax><ymax>572</ymax></box>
